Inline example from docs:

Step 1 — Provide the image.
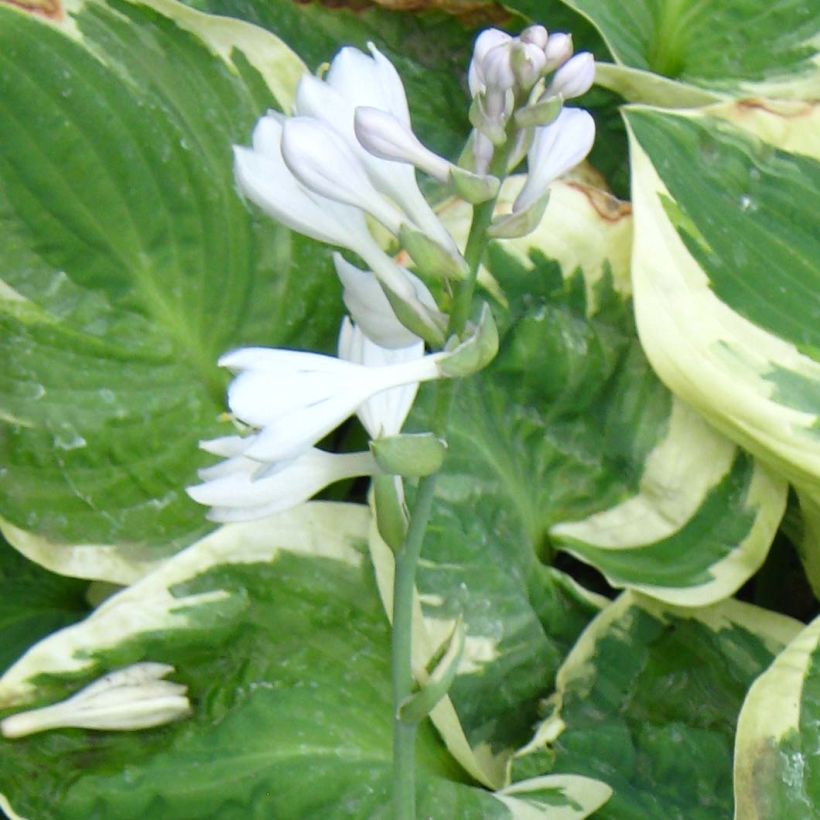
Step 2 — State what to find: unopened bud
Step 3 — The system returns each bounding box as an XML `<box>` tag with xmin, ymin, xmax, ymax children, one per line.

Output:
<box><xmin>546</xmin><ymin>52</ymin><xmax>595</xmax><ymax>100</ymax></box>
<box><xmin>544</xmin><ymin>32</ymin><xmax>573</xmax><ymax>71</ymax></box>
<box><xmin>354</xmin><ymin>107</ymin><xmax>451</xmax><ymax>183</ymax></box>
<box><xmin>520</xmin><ymin>25</ymin><xmax>548</xmax><ymax>50</ymax></box>
<box><xmin>511</xmin><ymin>41</ymin><xmax>547</xmax><ymax>90</ymax></box>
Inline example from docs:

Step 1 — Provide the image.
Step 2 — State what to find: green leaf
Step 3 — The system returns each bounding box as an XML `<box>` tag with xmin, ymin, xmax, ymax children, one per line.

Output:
<box><xmin>559</xmin><ymin>0</ymin><xmax>820</xmax><ymax>101</ymax></box>
<box><xmin>0</xmin><ymin>502</ymin><xmax>611</xmax><ymax>819</ymax></box>
<box><xmin>0</xmin><ymin>0</ymin><xmax>345</xmax><ymax>580</ymax></box>
<box><xmin>437</xmin><ymin>179</ymin><xmax>785</xmax><ymax>605</ymax></box>
<box><xmin>364</xmin><ymin>178</ymin><xmax>786</xmax><ymax>785</ymax></box>
<box><xmin>734</xmin><ymin>613</ymin><xmax>820</xmax><ymax>819</ymax></box>
<box><xmin>625</xmin><ymin>103</ymin><xmax>820</xmax><ymax>590</ymax></box>
<box><xmin>179</xmin><ymin>0</ymin><xmax>477</xmax><ymax>160</ymax></box>
<box><xmin>512</xmin><ymin>591</ymin><xmax>802</xmax><ymax>818</ymax></box>
<box><xmin>0</xmin><ymin>534</ymin><xmax>89</xmax><ymax>676</ymax></box>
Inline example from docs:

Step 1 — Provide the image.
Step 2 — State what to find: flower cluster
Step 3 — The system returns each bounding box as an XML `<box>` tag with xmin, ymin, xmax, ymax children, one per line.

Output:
<box><xmin>189</xmin><ymin>28</ymin><xmax>595</xmax><ymax>523</ymax></box>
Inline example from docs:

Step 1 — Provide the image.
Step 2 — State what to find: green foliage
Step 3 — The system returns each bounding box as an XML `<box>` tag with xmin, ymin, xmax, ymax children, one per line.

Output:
<box><xmin>0</xmin><ymin>0</ymin><xmax>816</xmax><ymax>817</ymax></box>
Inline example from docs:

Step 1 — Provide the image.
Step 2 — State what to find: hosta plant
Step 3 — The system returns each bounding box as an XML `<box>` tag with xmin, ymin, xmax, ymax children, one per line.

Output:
<box><xmin>0</xmin><ymin>0</ymin><xmax>816</xmax><ymax>817</ymax></box>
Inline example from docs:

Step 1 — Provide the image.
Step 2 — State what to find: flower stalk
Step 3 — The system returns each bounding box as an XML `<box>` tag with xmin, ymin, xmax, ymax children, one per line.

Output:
<box><xmin>186</xmin><ymin>24</ymin><xmax>595</xmax><ymax>819</ymax></box>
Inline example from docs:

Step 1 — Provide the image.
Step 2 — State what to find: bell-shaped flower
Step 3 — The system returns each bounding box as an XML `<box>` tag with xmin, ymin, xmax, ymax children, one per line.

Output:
<box><xmin>187</xmin><ymin>443</ymin><xmax>378</xmax><ymax>523</ymax></box>
<box><xmin>281</xmin><ymin>116</ymin><xmax>406</xmax><ymax>236</ymax></box>
<box><xmin>219</xmin><ymin>345</ymin><xmax>446</xmax><ymax>462</ymax></box>
<box><xmin>333</xmin><ymin>253</ymin><xmax>438</xmax><ymax>349</ymax></box>
<box><xmin>544</xmin><ymin>52</ymin><xmax>595</xmax><ymax>100</ymax></box>
<box><xmin>514</xmin><ymin>107</ymin><xmax>596</xmax><ymax>213</ymax></box>
<box><xmin>294</xmin><ymin>45</ymin><xmax>457</xmax><ymax>254</ymax></box>
<box><xmin>1</xmin><ymin>664</ymin><xmax>190</xmax><ymax>738</ymax></box>
<box><xmin>338</xmin><ymin>317</ymin><xmax>424</xmax><ymax>438</ymax></box>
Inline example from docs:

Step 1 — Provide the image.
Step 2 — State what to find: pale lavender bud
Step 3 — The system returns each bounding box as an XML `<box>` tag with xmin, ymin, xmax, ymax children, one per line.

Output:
<box><xmin>546</xmin><ymin>52</ymin><xmax>595</xmax><ymax>99</ymax></box>
<box><xmin>468</xmin><ymin>28</ymin><xmax>513</xmax><ymax>95</ymax></box>
<box><xmin>544</xmin><ymin>32</ymin><xmax>573</xmax><ymax>71</ymax></box>
<box><xmin>511</xmin><ymin>41</ymin><xmax>548</xmax><ymax>89</ymax></box>
<box><xmin>482</xmin><ymin>44</ymin><xmax>517</xmax><ymax>92</ymax></box>
<box><xmin>520</xmin><ymin>25</ymin><xmax>548</xmax><ymax>50</ymax></box>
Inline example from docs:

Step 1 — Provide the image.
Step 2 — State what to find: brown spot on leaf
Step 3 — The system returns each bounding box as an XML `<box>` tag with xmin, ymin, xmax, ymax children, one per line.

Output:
<box><xmin>1</xmin><ymin>0</ymin><xmax>62</xmax><ymax>19</ymax></box>
<box><xmin>568</xmin><ymin>182</ymin><xmax>632</xmax><ymax>223</ymax></box>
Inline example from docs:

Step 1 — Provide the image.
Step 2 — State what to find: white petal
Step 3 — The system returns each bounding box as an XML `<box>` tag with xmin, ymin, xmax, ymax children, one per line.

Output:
<box><xmin>326</xmin><ymin>43</ymin><xmax>410</xmax><ymax>125</ymax></box>
<box><xmin>190</xmin><ymin>448</ymin><xmax>376</xmax><ymax>520</ymax></box>
<box><xmin>213</xmin><ymin>346</ymin><xmax>444</xmax><ymax>462</ymax></box>
<box><xmin>281</xmin><ymin>117</ymin><xmax>405</xmax><ymax>235</ymax></box>
<box><xmin>199</xmin><ymin>435</ymin><xmax>248</xmax><ymax>457</ymax></box>
<box><xmin>546</xmin><ymin>52</ymin><xmax>595</xmax><ymax>99</ymax></box>
<box><xmin>334</xmin><ymin>254</ymin><xmax>431</xmax><ymax>349</ymax></box>
<box><xmin>338</xmin><ymin>319</ymin><xmax>425</xmax><ymax>438</ymax></box>
<box><xmin>514</xmin><ymin>108</ymin><xmax>595</xmax><ymax>212</ymax></box>
<box><xmin>233</xmin><ymin>144</ymin><xmax>371</xmax><ymax>250</ymax></box>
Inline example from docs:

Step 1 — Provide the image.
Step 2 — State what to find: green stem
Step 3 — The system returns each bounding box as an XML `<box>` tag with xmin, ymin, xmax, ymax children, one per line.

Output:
<box><xmin>389</xmin><ymin>131</ymin><xmax>512</xmax><ymax>818</ymax></box>
<box><xmin>391</xmin><ymin>472</ymin><xmax>438</xmax><ymax>820</ymax></box>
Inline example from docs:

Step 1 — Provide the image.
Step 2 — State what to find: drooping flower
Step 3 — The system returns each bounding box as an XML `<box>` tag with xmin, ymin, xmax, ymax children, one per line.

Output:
<box><xmin>1</xmin><ymin>664</ymin><xmax>190</xmax><ymax>738</ymax></box>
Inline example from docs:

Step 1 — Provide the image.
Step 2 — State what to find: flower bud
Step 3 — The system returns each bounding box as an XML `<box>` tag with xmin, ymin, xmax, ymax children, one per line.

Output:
<box><xmin>354</xmin><ymin>106</ymin><xmax>451</xmax><ymax>183</ymax></box>
<box><xmin>520</xmin><ymin>25</ymin><xmax>548</xmax><ymax>50</ymax></box>
<box><xmin>546</xmin><ymin>52</ymin><xmax>595</xmax><ymax>100</ymax></box>
<box><xmin>511</xmin><ymin>41</ymin><xmax>547</xmax><ymax>90</ymax></box>
<box><xmin>544</xmin><ymin>32</ymin><xmax>573</xmax><ymax>72</ymax></box>
<box><xmin>468</xmin><ymin>28</ymin><xmax>512</xmax><ymax>95</ymax></box>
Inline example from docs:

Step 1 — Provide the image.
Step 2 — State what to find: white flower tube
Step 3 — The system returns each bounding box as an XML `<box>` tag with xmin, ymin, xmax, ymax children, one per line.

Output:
<box><xmin>188</xmin><ymin>446</ymin><xmax>378</xmax><ymax>523</ymax></box>
<box><xmin>338</xmin><ymin>317</ymin><xmax>424</xmax><ymax>438</ymax></box>
<box><xmin>514</xmin><ymin>107</ymin><xmax>596</xmax><ymax>213</ymax></box>
<box><xmin>220</xmin><ymin>346</ymin><xmax>446</xmax><ymax>462</ymax></box>
<box><xmin>1</xmin><ymin>664</ymin><xmax>190</xmax><ymax>738</ymax></box>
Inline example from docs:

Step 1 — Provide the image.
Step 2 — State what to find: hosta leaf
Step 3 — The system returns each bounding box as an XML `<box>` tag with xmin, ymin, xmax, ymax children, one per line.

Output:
<box><xmin>363</xmin><ymin>179</ymin><xmax>786</xmax><ymax>783</ymax></box>
<box><xmin>0</xmin><ymin>0</ymin><xmax>345</xmax><ymax>581</ymax></box>
<box><xmin>0</xmin><ymin>502</ymin><xmax>611</xmax><ymax>819</ymax></box>
<box><xmin>625</xmin><ymin>102</ymin><xmax>820</xmax><ymax>589</ymax></box>
<box><xmin>734</xmin><ymin>613</ymin><xmax>820</xmax><ymax>819</ymax></box>
<box><xmin>180</xmin><ymin>0</ymin><xmax>475</xmax><ymax>160</ymax></box>
<box><xmin>512</xmin><ymin>591</ymin><xmax>802</xmax><ymax>819</ymax></box>
<box><xmin>0</xmin><ymin>534</ymin><xmax>89</xmax><ymax>676</ymax></box>
<box><xmin>559</xmin><ymin>0</ymin><xmax>820</xmax><ymax>101</ymax></box>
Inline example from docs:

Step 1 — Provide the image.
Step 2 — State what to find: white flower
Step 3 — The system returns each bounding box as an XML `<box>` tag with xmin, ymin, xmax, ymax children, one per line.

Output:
<box><xmin>514</xmin><ymin>107</ymin><xmax>596</xmax><ymax>213</ymax></box>
<box><xmin>235</xmin><ymin>114</ymin><xmax>421</xmax><ymax>308</ymax></box>
<box><xmin>219</xmin><ymin>345</ymin><xmax>445</xmax><ymax>462</ymax></box>
<box><xmin>545</xmin><ymin>52</ymin><xmax>595</xmax><ymax>100</ymax></box>
<box><xmin>281</xmin><ymin>116</ymin><xmax>406</xmax><ymax>235</ymax></box>
<box><xmin>338</xmin><ymin>317</ymin><xmax>424</xmax><ymax>438</ymax></box>
<box><xmin>467</xmin><ymin>28</ymin><xmax>513</xmax><ymax>95</ymax></box>
<box><xmin>0</xmin><ymin>664</ymin><xmax>190</xmax><ymax>738</ymax></box>
<box><xmin>187</xmin><ymin>444</ymin><xmax>378</xmax><ymax>523</ymax></box>
<box><xmin>333</xmin><ymin>253</ymin><xmax>437</xmax><ymax>349</ymax></box>
<box><xmin>293</xmin><ymin>44</ymin><xmax>457</xmax><ymax>253</ymax></box>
